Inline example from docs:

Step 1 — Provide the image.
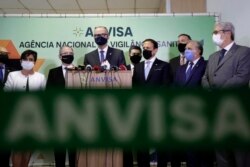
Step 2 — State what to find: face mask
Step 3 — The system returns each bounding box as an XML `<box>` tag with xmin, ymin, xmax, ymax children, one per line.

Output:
<box><xmin>143</xmin><ymin>50</ymin><xmax>152</xmax><ymax>60</ymax></box>
<box><xmin>178</xmin><ymin>43</ymin><xmax>187</xmax><ymax>53</ymax></box>
<box><xmin>0</xmin><ymin>54</ymin><xmax>9</xmax><ymax>64</ymax></box>
<box><xmin>95</xmin><ymin>36</ymin><xmax>108</xmax><ymax>46</ymax></box>
<box><xmin>61</xmin><ymin>55</ymin><xmax>74</xmax><ymax>64</ymax></box>
<box><xmin>184</xmin><ymin>49</ymin><xmax>195</xmax><ymax>61</ymax></box>
<box><xmin>21</xmin><ymin>60</ymin><xmax>34</xmax><ymax>70</ymax></box>
<box><xmin>212</xmin><ymin>34</ymin><xmax>224</xmax><ymax>46</ymax></box>
<box><xmin>130</xmin><ymin>54</ymin><xmax>142</xmax><ymax>64</ymax></box>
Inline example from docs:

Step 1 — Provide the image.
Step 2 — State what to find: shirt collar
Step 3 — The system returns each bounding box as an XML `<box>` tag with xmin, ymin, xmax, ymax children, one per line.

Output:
<box><xmin>223</xmin><ymin>41</ymin><xmax>235</xmax><ymax>52</ymax></box>
<box><xmin>98</xmin><ymin>46</ymin><xmax>108</xmax><ymax>53</ymax></box>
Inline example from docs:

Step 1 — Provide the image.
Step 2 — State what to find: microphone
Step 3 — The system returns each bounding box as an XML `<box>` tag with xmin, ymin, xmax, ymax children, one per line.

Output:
<box><xmin>100</xmin><ymin>65</ymin><xmax>107</xmax><ymax>72</ymax></box>
<box><xmin>119</xmin><ymin>64</ymin><xmax>127</xmax><ymax>71</ymax></box>
<box><xmin>93</xmin><ymin>65</ymin><xmax>101</xmax><ymax>72</ymax></box>
<box><xmin>85</xmin><ymin>64</ymin><xmax>92</xmax><ymax>71</ymax></box>
<box><xmin>110</xmin><ymin>66</ymin><xmax>119</xmax><ymax>71</ymax></box>
<box><xmin>78</xmin><ymin>65</ymin><xmax>85</xmax><ymax>70</ymax></box>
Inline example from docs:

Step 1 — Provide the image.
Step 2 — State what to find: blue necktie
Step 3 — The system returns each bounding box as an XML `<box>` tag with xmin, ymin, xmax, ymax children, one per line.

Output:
<box><xmin>218</xmin><ymin>49</ymin><xmax>226</xmax><ymax>64</ymax></box>
<box><xmin>100</xmin><ymin>50</ymin><xmax>105</xmax><ymax>63</ymax></box>
<box><xmin>144</xmin><ymin>61</ymin><xmax>151</xmax><ymax>80</ymax></box>
<box><xmin>186</xmin><ymin>62</ymin><xmax>193</xmax><ymax>81</ymax></box>
<box><xmin>0</xmin><ymin>66</ymin><xmax>3</xmax><ymax>82</ymax></box>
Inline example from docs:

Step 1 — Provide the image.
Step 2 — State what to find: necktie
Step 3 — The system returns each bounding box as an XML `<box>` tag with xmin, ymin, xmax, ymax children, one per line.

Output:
<box><xmin>180</xmin><ymin>55</ymin><xmax>185</xmax><ymax>65</ymax></box>
<box><xmin>186</xmin><ymin>62</ymin><xmax>194</xmax><ymax>81</ymax></box>
<box><xmin>218</xmin><ymin>49</ymin><xmax>226</xmax><ymax>64</ymax></box>
<box><xmin>26</xmin><ymin>77</ymin><xmax>29</xmax><ymax>92</ymax></box>
<box><xmin>144</xmin><ymin>61</ymin><xmax>151</xmax><ymax>80</ymax></box>
<box><xmin>0</xmin><ymin>66</ymin><xmax>3</xmax><ymax>82</ymax></box>
<box><xmin>100</xmin><ymin>50</ymin><xmax>105</xmax><ymax>63</ymax></box>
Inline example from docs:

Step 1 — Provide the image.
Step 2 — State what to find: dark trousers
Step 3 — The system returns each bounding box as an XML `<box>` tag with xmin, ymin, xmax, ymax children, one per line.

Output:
<box><xmin>0</xmin><ymin>150</ymin><xmax>11</xmax><ymax>167</ymax></box>
<box><xmin>137</xmin><ymin>150</ymin><xmax>150</xmax><ymax>167</ymax></box>
<box><xmin>54</xmin><ymin>149</ymin><xmax>76</xmax><ymax>167</ymax></box>
<box><xmin>123</xmin><ymin>150</ymin><xmax>133</xmax><ymax>167</ymax></box>
<box><xmin>187</xmin><ymin>151</ymin><xmax>215</xmax><ymax>167</ymax></box>
<box><xmin>157</xmin><ymin>151</ymin><xmax>182</xmax><ymax>167</ymax></box>
<box><xmin>216</xmin><ymin>150</ymin><xmax>250</xmax><ymax>167</ymax></box>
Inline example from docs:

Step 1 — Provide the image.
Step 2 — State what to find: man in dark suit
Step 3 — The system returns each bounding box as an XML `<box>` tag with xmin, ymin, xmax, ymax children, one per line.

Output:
<box><xmin>174</xmin><ymin>40</ymin><xmax>215</xmax><ymax>167</ymax></box>
<box><xmin>170</xmin><ymin>34</ymin><xmax>192</xmax><ymax>77</ymax></box>
<box><xmin>83</xmin><ymin>26</ymin><xmax>126</xmax><ymax>67</ymax></box>
<box><xmin>174</xmin><ymin>40</ymin><xmax>207</xmax><ymax>87</ymax></box>
<box><xmin>202</xmin><ymin>22</ymin><xmax>250</xmax><ymax>167</ymax></box>
<box><xmin>126</xmin><ymin>45</ymin><xmax>142</xmax><ymax>71</ymax></box>
<box><xmin>132</xmin><ymin>39</ymin><xmax>172</xmax><ymax>167</ymax></box>
<box><xmin>0</xmin><ymin>46</ymin><xmax>11</xmax><ymax>167</ymax></box>
<box><xmin>46</xmin><ymin>46</ymin><xmax>76</xmax><ymax>167</ymax></box>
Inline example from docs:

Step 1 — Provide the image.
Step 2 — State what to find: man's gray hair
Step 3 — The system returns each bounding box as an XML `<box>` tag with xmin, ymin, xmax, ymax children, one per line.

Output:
<box><xmin>216</xmin><ymin>22</ymin><xmax>235</xmax><ymax>40</ymax></box>
<box><xmin>59</xmin><ymin>46</ymin><xmax>73</xmax><ymax>55</ymax></box>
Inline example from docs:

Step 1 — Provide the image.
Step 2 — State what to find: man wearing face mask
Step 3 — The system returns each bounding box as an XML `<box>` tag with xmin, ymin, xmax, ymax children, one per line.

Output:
<box><xmin>46</xmin><ymin>46</ymin><xmax>76</xmax><ymax>167</ymax></box>
<box><xmin>132</xmin><ymin>39</ymin><xmax>172</xmax><ymax>167</ymax></box>
<box><xmin>126</xmin><ymin>45</ymin><xmax>142</xmax><ymax>73</ymax></box>
<box><xmin>174</xmin><ymin>40</ymin><xmax>207</xmax><ymax>87</ymax></box>
<box><xmin>202</xmin><ymin>22</ymin><xmax>250</xmax><ymax>167</ymax></box>
<box><xmin>83</xmin><ymin>26</ymin><xmax>126</xmax><ymax>67</ymax></box>
<box><xmin>174</xmin><ymin>41</ymin><xmax>216</xmax><ymax>167</ymax></box>
<box><xmin>4</xmin><ymin>49</ymin><xmax>46</xmax><ymax>167</ymax></box>
<box><xmin>170</xmin><ymin>34</ymin><xmax>192</xmax><ymax>77</ymax></box>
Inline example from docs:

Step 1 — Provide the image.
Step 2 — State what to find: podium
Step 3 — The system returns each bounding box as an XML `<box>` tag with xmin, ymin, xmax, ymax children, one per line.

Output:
<box><xmin>66</xmin><ymin>70</ymin><xmax>132</xmax><ymax>89</ymax></box>
<box><xmin>66</xmin><ymin>70</ymin><xmax>132</xmax><ymax>167</ymax></box>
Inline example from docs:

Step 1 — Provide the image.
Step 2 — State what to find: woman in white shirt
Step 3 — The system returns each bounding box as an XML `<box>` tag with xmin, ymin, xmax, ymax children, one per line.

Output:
<box><xmin>4</xmin><ymin>49</ymin><xmax>46</xmax><ymax>167</ymax></box>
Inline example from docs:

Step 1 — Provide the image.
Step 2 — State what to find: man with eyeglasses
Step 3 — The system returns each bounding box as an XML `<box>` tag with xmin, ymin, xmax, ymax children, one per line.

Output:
<box><xmin>83</xmin><ymin>26</ymin><xmax>126</xmax><ymax>67</ymax></box>
<box><xmin>46</xmin><ymin>46</ymin><xmax>76</xmax><ymax>167</ymax></box>
<box><xmin>202</xmin><ymin>22</ymin><xmax>250</xmax><ymax>167</ymax></box>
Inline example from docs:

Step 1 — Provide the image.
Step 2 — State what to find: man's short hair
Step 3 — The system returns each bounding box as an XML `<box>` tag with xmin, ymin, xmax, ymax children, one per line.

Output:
<box><xmin>216</xmin><ymin>22</ymin><xmax>235</xmax><ymax>40</ymax></box>
<box><xmin>143</xmin><ymin>39</ymin><xmax>158</xmax><ymax>49</ymax></box>
<box><xmin>178</xmin><ymin>34</ymin><xmax>192</xmax><ymax>40</ymax></box>
<box><xmin>129</xmin><ymin>45</ymin><xmax>142</xmax><ymax>53</ymax></box>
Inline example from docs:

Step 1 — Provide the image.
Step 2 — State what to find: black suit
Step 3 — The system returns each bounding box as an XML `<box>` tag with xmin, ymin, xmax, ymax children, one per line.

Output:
<box><xmin>132</xmin><ymin>58</ymin><xmax>172</xmax><ymax>167</ymax></box>
<box><xmin>46</xmin><ymin>66</ymin><xmax>76</xmax><ymax>167</ymax></box>
<box><xmin>132</xmin><ymin>58</ymin><xmax>171</xmax><ymax>87</ymax></box>
<box><xmin>0</xmin><ymin>65</ymin><xmax>11</xmax><ymax>167</ymax></box>
<box><xmin>84</xmin><ymin>46</ymin><xmax>126</xmax><ymax>66</ymax></box>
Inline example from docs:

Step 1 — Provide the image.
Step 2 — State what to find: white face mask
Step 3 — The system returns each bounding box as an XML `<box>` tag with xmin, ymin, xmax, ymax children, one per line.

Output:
<box><xmin>212</xmin><ymin>34</ymin><xmax>224</xmax><ymax>46</ymax></box>
<box><xmin>21</xmin><ymin>60</ymin><xmax>34</xmax><ymax>70</ymax></box>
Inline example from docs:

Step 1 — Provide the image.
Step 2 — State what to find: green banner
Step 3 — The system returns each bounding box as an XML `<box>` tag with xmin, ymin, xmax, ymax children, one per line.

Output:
<box><xmin>0</xmin><ymin>15</ymin><xmax>216</xmax><ymax>76</ymax></box>
<box><xmin>0</xmin><ymin>88</ymin><xmax>249</xmax><ymax>150</ymax></box>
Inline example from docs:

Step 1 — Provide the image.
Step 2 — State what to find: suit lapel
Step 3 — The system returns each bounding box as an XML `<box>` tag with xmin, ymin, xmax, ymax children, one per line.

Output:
<box><xmin>106</xmin><ymin>47</ymin><xmax>113</xmax><ymax>62</ymax></box>
<box><xmin>217</xmin><ymin>44</ymin><xmax>237</xmax><ymax>69</ymax></box>
<box><xmin>93</xmin><ymin>49</ymin><xmax>101</xmax><ymax>65</ymax></box>
<box><xmin>146</xmin><ymin>59</ymin><xmax>158</xmax><ymax>81</ymax></box>
<box><xmin>185</xmin><ymin>58</ymin><xmax>203</xmax><ymax>84</ymax></box>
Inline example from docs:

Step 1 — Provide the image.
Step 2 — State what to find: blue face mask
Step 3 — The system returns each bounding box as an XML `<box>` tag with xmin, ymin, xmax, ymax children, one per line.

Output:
<box><xmin>184</xmin><ymin>49</ymin><xmax>195</xmax><ymax>61</ymax></box>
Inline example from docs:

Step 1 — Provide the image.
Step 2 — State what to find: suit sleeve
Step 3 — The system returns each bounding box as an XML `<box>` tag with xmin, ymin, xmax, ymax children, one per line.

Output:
<box><xmin>223</xmin><ymin>47</ymin><xmax>250</xmax><ymax>87</ymax></box>
<box><xmin>118</xmin><ymin>50</ymin><xmax>126</xmax><ymax>66</ymax></box>
<box><xmin>46</xmin><ymin>70</ymin><xmax>53</xmax><ymax>89</ymax></box>
<box><xmin>162</xmin><ymin>63</ymin><xmax>172</xmax><ymax>86</ymax></box>
<box><xmin>83</xmin><ymin>54</ymin><xmax>89</xmax><ymax>66</ymax></box>
<box><xmin>201</xmin><ymin>62</ymin><xmax>210</xmax><ymax>88</ymax></box>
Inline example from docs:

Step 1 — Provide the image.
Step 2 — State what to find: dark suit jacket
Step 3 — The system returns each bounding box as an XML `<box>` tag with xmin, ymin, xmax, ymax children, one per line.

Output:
<box><xmin>174</xmin><ymin>57</ymin><xmax>207</xmax><ymax>87</ymax></box>
<box><xmin>46</xmin><ymin>66</ymin><xmax>65</xmax><ymax>88</ymax></box>
<box><xmin>169</xmin><ymin>56</ymin><xmax>181</xmax><ymax>75</ymax></box>
<box><xmin>84</xmin><ymin>46</ymin><xmax>126</xmax><ymax>67</ymax></box>
<box><xmin>132</xmin><ymin>58</ymin><xmax>172</xmax><ymax>87</ymax></box>
<box><xmin>0</xmin><ymin>66</ymin><xmax>10</xmax><ymax>90</ymax></box>
<box><xmin>202</xmin><ymin>43</ymin><xmax>250</xmax><ymax>88</ymax></box>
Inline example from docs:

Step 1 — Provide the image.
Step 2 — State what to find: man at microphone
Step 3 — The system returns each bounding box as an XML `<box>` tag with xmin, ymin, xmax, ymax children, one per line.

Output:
<box><xmin>46</xmin><ymin>46</ymin><xmax>76</xmax><ymax>167</ymax></box>
<box><xmin>83</xmin><ymin>26</ymin><xmax>126</xmax><ymax>67</ymax></box>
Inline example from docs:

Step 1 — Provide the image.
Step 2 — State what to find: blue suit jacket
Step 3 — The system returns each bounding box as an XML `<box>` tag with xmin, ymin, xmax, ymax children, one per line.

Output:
<box><xmin>174</xmin><ymin>57</ymin><xmax>207</xmax><ymax>87</ymax></box>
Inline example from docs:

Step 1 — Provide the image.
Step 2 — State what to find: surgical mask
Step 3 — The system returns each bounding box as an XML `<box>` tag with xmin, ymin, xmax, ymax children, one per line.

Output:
<box><xmin>21</xmin><ymin>60</ymin><xmax>34</xmax><ymax>70</ymax></box>
<box><xmin>178</xmin><ymin>43</ymin><xmax>187</xmax><ymax>53</ymax></box>
<box><xmin>0</xmin><ymin>54</ymin><xmax>9</xmax><ymax>64</ymax></box>
<box><xmin>130</xmin><ymin>54</ymin><xmax>142</xmax><ymax>64</ymax></box>
<box><xmin>61</xmin><ymin>55</ymin><xmax>74</xmax><ymax>64</ymax></box>
<box><xmin>143</xmin><ymin>50</ymin><xmax>152</xmax><ymax>60</ymax></box>
<box><xmin>212</xmin><ymin>34</ymin><xmax>224</xmax><ymax>46</ymax></box>
<box><xmin>184</xmin><ymin>49</ymin><xmax>195</xmax><ymax>61</ymax></box>
<box><xmin>95</xmin><ymin>36</ymin><xmax>108</xmax><ymax>45</ymax></box>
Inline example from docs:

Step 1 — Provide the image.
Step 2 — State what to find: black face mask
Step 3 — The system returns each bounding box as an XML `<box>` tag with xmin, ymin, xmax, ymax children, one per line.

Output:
<box><xmin>95</xmin><ymin>36</ymin><xmax>108</xmax><ymax>46</ymax></box>
<box><xmin>61</xmin><ymin>55</ymin><xmax>74</xmax><ymax>64</ymax></box>
<box><xmin>143</xmin><ymin>50</ymin><xmax>152</xmax><ymax>60</ymax></box>
<box><xmin>0</xmin><ymin>54</ymin><xmax>9</xmax><ymax>64</ymax></box>
<box><xmin>130</xmin><ymin>54</ymin><xmax>142</xmax><ymax>64</ymax></box>
<box><xmin>178</xmin><ymin>43</ymin><xmax>187</xmax><ymax>53</ymax></box>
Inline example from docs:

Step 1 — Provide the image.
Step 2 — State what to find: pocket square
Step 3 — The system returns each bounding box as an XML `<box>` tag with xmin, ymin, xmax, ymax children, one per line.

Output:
<box><xmin>154</xmin><ymin>68</ymin><xmax>162</xmax><ymax>71</ymax></box>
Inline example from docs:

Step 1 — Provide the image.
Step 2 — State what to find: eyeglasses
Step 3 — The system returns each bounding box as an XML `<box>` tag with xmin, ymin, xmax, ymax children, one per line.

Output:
<box><xmin>212</xmin><ymin>30</ymin><xmax>230</xmax><ymax>35</ymax></box>
<box><xmin>94</xmin><ymin>33</ymin><xmax>108</xmax><ymax>38</ymax></box>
